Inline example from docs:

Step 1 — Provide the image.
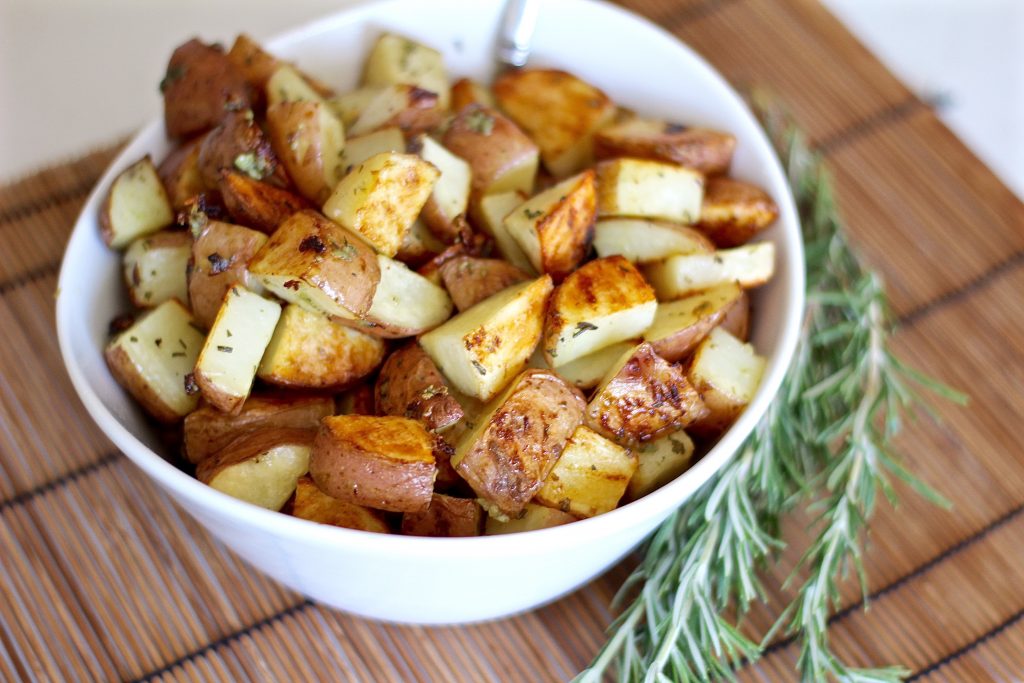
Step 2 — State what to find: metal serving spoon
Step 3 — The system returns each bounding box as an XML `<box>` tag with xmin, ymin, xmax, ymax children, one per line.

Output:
<box><xmin>496</xmin><ymin>0</ymin><xmax>540</xmax><ymax>70</ymax></box>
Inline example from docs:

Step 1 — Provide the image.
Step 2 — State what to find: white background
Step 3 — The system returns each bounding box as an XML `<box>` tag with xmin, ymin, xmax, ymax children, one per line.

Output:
<box><xmin>1</xmin><ymin>0</ymin><xmax>1022</xmax><ymax>198</ymax></box>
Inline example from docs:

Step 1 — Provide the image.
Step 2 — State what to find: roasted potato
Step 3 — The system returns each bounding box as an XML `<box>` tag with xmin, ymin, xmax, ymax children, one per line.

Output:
<box><xmin>484</xmin><ymin>503</ymin><xmax>577</xmax><ymax>534</ymax></box>
<box><xmin>503</xmin><ymin>169</ymin><xmax>596</xmax><ymax>281</ymax></box>
<box><xmin>310</xmin><ymin>415</ymin><xmax>437</xmax><ymax>513</ymax></box>
<box><xmin>551</xmin><ymin>341</ymin><xmax>635</xmax><ymax>390</ymax></box>
<box><xmin>258</xmin><ymin>304</ymin><xmax>385</xmax><ymax>390</ymax></box>
<box><xmin>586</xmin><ymin>343</ymin><xmax>706</xmax><ymax>445</ymax></box>
<box><xmin>643</xmin><ymin>282</ymin><xmax>746</xmax><ymax>362</ymax></box>
<box><xmin>450</xmin><ymin>77</ymin><xmax>494</xmax><ymax>112</ymax></box>
<box><xmin>196</xmin><ymin>428</ymin><xmax>313</xmax><ymax>510</ymax></box>
<box><xmin>415</xmin><ymin>135</ymin><xmax>472</xmax><ymax>242</ymax></box>
<box><xmin>322</xmin><ymin>152</ymin><xmax>440</xmax><ymax>257</ymax></box>
<box><xmin>642</xmin><ymin>242</ymin><xmax>775</xmax><ymax>300</ymax></box>
<box><xmin>453</xmin><ymin>369</ymin><xmax>585</xmax><ymax>518</ymax></box>
<box><xmin>395</xmin><ymin>219</ymin><xmax>446</xmax><ymax>268</ymax></box>
<box><xmin>361</xmin><ymin>33</ymin><xmax>449</xmax><ymax>108</ymax></box>
<box><xmin>122</xmin><ymin>230</ymin><xmax>191</xmax><ymax>308</ymax></box>
<box><xmin>161</xmin><ymin>39</ymin><xmax>252</xmax><ymax>139</ymax></box>
<box><xmin>474</xmin><ymin>191</ymin><xmax>536</xmax><ymax>273</ymax></box>
<box><xmin>348</xmin><ymin>84</ymin><xmax>444</xmax><ymax>137</ymax></box>
<box><xmin>375</xmin><ymin>342</ymin><xmax>464</xmax><ymax>432</ymax></box>
<box><xmin>218</xmin><ymin>170</ymin><xmax>311</xmax><ymax>234</ymax></box>
<box><xmin>438</xmin><ymin>256</ymin><xmax>530</xmax><ymax>312</ymax></box>
<box><xmin>338</xmin><ymin>127</ymin><xmax>406</xmax><ymax>177</ymax></box>
<box><xmin>247</xmin><ymin>210</ymin><xmax>380</xmax><ymax>320</ymax></box>
<box><xmin>104</xmin><ymin>299</ymin><xmax>205</xmax><ymax>422</ymax></box>
<box><xmin>197</xmin><ymin>109</ymin><xmax>287</xmax><ymax>189</ymax></box>
<box><xmin>265</xmin><ymin>101</ymin><xmax>346</xmax><ymax>204</ymax></box>
<box><xmin>595</xmin><ymin>158</ymin><xmax>704</xmax><ymax>224</ymax></box>
<box><xmin>328</xmin><ymin>86</ymin><xmax>385</xmax><ymax>127</ymax></box>
<box><xmin>535</xmin><ymin>425</ymin><xmax>637</xmax><ymax>518</ymax></box>
<box><xmin>188</xmin><ymin>220</ymin><xmax>268</xmax><ymax>328</ymax></box>
<box><xmin>592</xmin><ymin>218</ymin><xmax>714</xmax><ymax>264</ymax></box>
<box><xmin>265</xmin><ymin>64</ymin><xmax>328</xmax><ymax>106</ymax></box>
<box><xmin>158</xmin><ymin>137</ymin><xmax>206</xmax><ymax>210</ymax></box>
<box><xmin>226</xmin><ymin>33</ymin><xmax>281</xmax><ymax>91</ymax></box>
<box><xmin>337</xmin><ymin>383</ymin><xmax>376</xmax><ymax>416</ymax></box>
<box><xmin>290</xmin><ymin>476</ymin><xmax>390</xmax><ymax>532</ymax></box>
<box><xmin>687</xmin><ymin>328</ymin><xmax>766</xmax><ymax>436</ymax></box>
<box><xmin>493</xmin><ymin>69</ymin><xmax>616</xmax><ymax>177</ymax></box>
<box><xmin>100</xmin><ymin>156</ymin><xmax>175</xmax><ymax>249</ymax></box>
<box><xmin>698</xmin><ymin>177</ymin><xmax>779</xmax><ymax>247</ymax></box>
<box><xmin>442</xmin><ymin>104</ymin><xmax>539</xmax><ymax>200</ymax></box>
<box><xmin>625</xmin><ymin>429</ymin><xmax>694</xmax><ymax>501</ymax></box>
<box><xmin>593</xmin><ymin>118</ymin><xmax>736</xmax><ymax>175</ymax></box>
<box><xmin>358</xmin><ymin>254</ymin><xmax>453</xmax><ymax>337</ymax></box>
<box><xmin>401</xmin><ymin>494</ymin><xmax>483</xmax><ymax>537</ymax></box>
<box><xmin>543</xmin><ymin>256</ymin><xmax>657</xmax><ymax>367</ymax></box>
<box><xmin>420</xmin><ymin>275</ymin><xmax>552</xmax><ymax>401</ymax></box>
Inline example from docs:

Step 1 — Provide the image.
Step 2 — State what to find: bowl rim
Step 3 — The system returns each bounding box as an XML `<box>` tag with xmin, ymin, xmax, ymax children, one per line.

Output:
<box><xmin>56</xmin><ymin>0</ymin><xmax>805</xmax><ymax>558</ymax></box>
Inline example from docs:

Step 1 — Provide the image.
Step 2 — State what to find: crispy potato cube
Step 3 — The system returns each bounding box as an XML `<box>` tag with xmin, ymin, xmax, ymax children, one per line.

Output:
<box><xmin>439</xmin><ymin>256</ymin><xmax>530</xmax><ymax>312</ymax></box>
<box><xmin>493</xmin><ymin>69</ymin><xmax>616</xmax><ymax>177</ymax></box>
<box><xmin>266</xmin><ymin>101</ymin><xmax>346</xmax><ymax>204</ymax></box>
<box><xmin>322</xmin><ymin>152</ymin><xmax>439</xmax><ymax>257</ymax></box>
<box><xmin>248</xmin><ymin>210</ymin><xmax>380</xmax><ymax>320</ymax></box>
<box><xmin>266</xmin><ymin>64</ymin><xmax>326</xmax><ymax>106</ymax></box>
<box><xmin>503</xmin><ymin>170</ymin><xmax>596</xmax><ymax>281</ymax></box>
<box><xmin>420</xmin><ymin>275</ymin><xmax>552</xmax><ymax>401</ymax></box>
<box><xmin>194</xmin><ymin>287</ymin><xmax>282</xmax><ymax>414</ymax></box>
<box><xmin>338</xmin><ymin>127</ymin><xmax>405</xmax><ymax>177</ymax></box>
<box><xmin>226</xmin><ymin>34</ymin><xmax>281</xmax><ymax>90</ymax></box>
<box><xmin>162</xmin><ymin>39</ymin><xmax>252</xmax><ymax>139</ymax></box>
<box><xmin>625</xmin><ymin>430</ymin><xmax>695</xmax><ymax>501</ymax></box>
<box><xmin>443</xmin><ymin>104</ymin><xmax>539</xmax><ymax>200</ymax></box>
<box><xmin>642</xmin><ymin>242</ymin><xmax>776</xmax><ymax>300</ymax></box>
<box><xmin>197</xmin><ymin>428</ymin><xmax>313</xmax><ymax>510</ymax></box>
<box><xmin>310</xmin><ymin>415</ymin><xmax>437</xmax><ymax>513</ymax></box>
<box><xmin>450</xmin><ymin>77</ymin><xmax>494</xmax><ymax>112</ymax></box>
<box><xmin>375</xmin><ymin>342</ymin><xmax>464</xmax><ymax>432</ymax></box>
<box><xmin>586</xmin><ymin>343</ymin><xmax>706</xmax><ymax>445</ymax></box>
<box><xmin>535</xmin><ymin>426</ymin><xmax>637</xmax><ymax>517</ymax></box>
<box><xmin>104</xmin><ymin>300</ymin><xmax>205</xmax><ymax>422</ymax></box>
<box><xmin>197</xmin><ymin>110</ymin><xmax>287</xmax><ymax>189</ymax></box>
<box><xmin>348</xmin><ymin>84</ymin><xmax>443</xmax><ymax>137</ymax></box>
<box><xmin>218</xmin><ymin>170</ymin><xmax>310</xmax><ymax>234</ymax></box>
<box><xmin>122</xmin><ymin>231</ymin><xmax>191</xmax><ymax>308</ymax></box>
<box><xmin>593</xmin><ymin>218</ymin><xmax>714</xmax><ymax>264</ymax></box>
<box><xmin>415</xmin><ymin>136</ymin><xmax>472</xmax><ymax>242</ymax></box>
<box><xmin>687</xmin><ymin>328</ymin><xmax>766</xmax><ymax>436</ymax></box>
<box><xmin>157</xmin><ymin>137</ymin><xmax>206</xmax><ymax>211</ymax></box>
<box><xmin>258</xmin><ymin>304</ymin><xmax>385</xmax><ymax>390</ymax></box>
<box><xmin>595</xmin><ymin>158</ymin><xmax>704</xmax><ymax>224</ymax></box>
<box><xmin>188</xmin><ymin>220</ymin><xmax>268</xmax><ymax>328</ymax></box>
<box><xmin>475</xmin><ymin>191</ymin><xmax>536</xmax><ymax>273</ymax></box>
<box><xmin>359</xmin><ymin>254</ymin><xmax>453</xmax><ymax>337</ymax></box>
<box><xmin>543</xmin><ymin>256</ymin><xmax>656</xmax><ymax>367</ymax></box>
<box><xmin>401</xmin><ymin>494</ymin><xmax>483</xmax><ymax>537</ymax></box>
<box><xmin>553</xmin><ymin>341</ymin><xmax>635</xmax><ymax>390</ymax></box>
<box><xmin>328</xmin><ymin>86</ymin><xmax>385</xmax><ymax>127</ymax></box>
<box><xmin>698</xmin><ymin>177</ymin><xmax>780</xmax><ymax>247</ymax></box>
<box><xmin>100</xmin><ymin>156</ymin><xmax>175</xmax><ymax>249</ymax></box>
<box><xmin>183</xmin><ymin>393</ymin><xmax>333</xmax><ymax>464</ymax></box>
<box><xmin>290</xmin><ymin>476</ymin><xmax>389</xmax><ymax>532</ymax></box>
<box><xmin>593</xmin><ymin>118</ymin><xmax>736</xmax><ymax>175</ymax></box>
<box><xmin>643</xmin><ymin>283</ymin><xmax>746</xmax><ymax>362</ymax></box>
<box><xmin>362</xmin><ymin>33</ymin><xmax>450</xmax><ymax>109</ymax></box>
<box><xmin>454</xmin><ymin>369</ymin><xmax>585</xmax><ymax>518</ymax></box>
<box><xmin>485</xmin><ymin>503</ymin><xmax>577</xmax><ymax>534</ymax></box>
<box><xmin>396</xmin><ymin>219</ymin><xmax>446</xmax><ymax>268</ymax></box>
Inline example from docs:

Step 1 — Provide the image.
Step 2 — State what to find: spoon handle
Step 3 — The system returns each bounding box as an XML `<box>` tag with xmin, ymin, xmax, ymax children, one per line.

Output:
<box><xmin>496</xmin><ymin>0</ymin><xmax>540</xmax><ymax>69</ymax></box>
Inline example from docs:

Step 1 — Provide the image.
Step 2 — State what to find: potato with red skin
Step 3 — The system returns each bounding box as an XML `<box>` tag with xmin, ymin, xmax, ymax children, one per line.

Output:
<box><xmin>442</xmin><ymin>104</ymin><xmax>539</xmax><ymax>203</ymax></box>
<box><xmin>162</xmin><ymin>39</ymin><xmax>253</xmax><ymax>139</ymax></box>
<box><xmin>593</xmin><ymin>118</ymin><xmax>736</xmax><ymax>176</ymax></box>
<box><xmin>438</xmin><ymin>256</ymin><xmax>530</xmax><ymax>312</ymax></box>
<box><xmin>218</xmin><ymin>170</ymin><xmax>311</xmax><ymax>234</ymax></box>
<box><xmin>188</xmin><ymin>220</ymin><xmax>268</xmax><ymax>328</ymax></box>
<box><xmin>197</xmin><ymin>110</ymin><xmax>288</xmax><ymax>190</ymax></box>
<box><xmin>401</xmin><ymin>494</ymin><xmax>484</xmax><ymax>537</ymax></box>
<box><xmin>196</xmin><ymin>428</ymin><xmax>313</xmax><ymax>510</ymax></box>
<box><xmin>290</xmin><ymin>476</ymin><xmax>390</xmax><ymax>532</ymax></box>
<box><xmin>265</xmin><ymin>101</ymin><xmax>346</xmax><ymax>205</ymax></box>
<box><xmin>697</xmin><ymin>177</ymin><xmax>780</xmax><ymax>247</ymax></box>
<box><xmin>375</xmin><ymin>343</ymin><xmax>463</xmax><ymax>432</ymax></box>
<box><xmin>348</xmin><ymin>85</ymin><xmax>444</xmax><ymax>137</ymax></box>
<box><xmin>158</xmin><ymin>136</ymin><xmax>207</xmax><ymax>210</ymax></box>
<box><xmin>642</xmin><ymin>283</ymin><xmax>746</xmax><ymax>363</ymax></box>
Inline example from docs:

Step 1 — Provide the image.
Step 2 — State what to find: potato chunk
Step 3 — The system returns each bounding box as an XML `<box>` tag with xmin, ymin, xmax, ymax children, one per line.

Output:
<box><xmin>310</xmin><ymin>415</ymin><xmax>437</xmax><ymax>513</ymax></box>
<box><xmin>475</xmin><ymin>191</ymin><xmax>535</xmax><ymax>273</ymax></box>
<box><xmin>401</xmin><ymin>494</ymin><xmax>483</xmax><ymax>537</ymax></box>
<box><xmin>642</xmin><ymin>242</ymin><xmax>775</xmax><ymax>300</ymax></box>
<box><xmin>161</xmin><ymin>39</ymin><xmax>252</xmax><ymax>139</ymax></box>
<box><xmin>419</xmin><ymin>275</ymin><xmax>552</xmax><ymax>401</ymax></box>
<box><xmin>359</xmin><ymin>254</ymin><xmax>454</xmax><ymax>337</ymax></box>
<box><xmin>439</xmin><ymin>256</ymin><xmax>530</xmax><ymax>312</ymax></box>
<box><xmin>290</xmin><ymin>476</ymin><xmax>390</xmax><ymax>532</ymax></box>
<box><xmin>396</xmin><ymin>219</ymin><xmax>446</xmax><ymax>268</ymax></box>
<box><xmin>348</xmin><ymin>84</ymin><xmax>443</xmax><ymax>137</ymax></box>
<box><xmin>197</xmin><ymin>428</ymin><xmax>313</xmax><ymax>510</ymax></box>
<box><xmin>595</xmin><ymin>158</ymin><xmax>704</xmax><ymax>224</ymax></box>
<box><xmin>593</xmin><ymin>118</ymin><xmax>736</xmax><ymax>175</ymax></box>
<box><xmin>188</xmin><ymin>220</ymin><xmax>268</xmax><ymax>328</ymax></box>
<box><xmin>625</xmin><ymin>430</ymin><xmax>695</xmax><ymax>501</ymax></box>
<box><xmin>158</xmin><ymin>137</ymin><xmax>205</xmax><ymax>211</ymax></box>
<box><xmin>218</xmin><ymin>170</ymin><xmax>311</xmax><ymax>234</ymax></box>
<box><xmin>265</xmin><ymin>101</ymin><xmax>346</xmax><ymax>204</ymax></box>
<box><xmin>443</xmin><ymin>104</ymin><xmax>539</xmax><ymax>200</ymax></box>
<box><xmin>362</xmin><ymin>33</ymin><xmax>450</xmax><ymax>109</ymax></box>
<box><xmin>328</xmin><ymin>86</ymin><xmax>385</xmax><ymax>127</ymax></box>
<box><xmin>375</xmin><ymin>343</ymin><xmax>464</xmax><ymax>432</ymax></box>
<box><xmin>122</xmin><ymin>231</ymin><xmax>191</xmax><ymax>308</ymax></box>
<box><xmin>104</xmin><ymin>300</ymin><xmax>205</xmax><ymax>423</ymax></box>
<box><xmin>698</xmin><ymin>177</ymin><xmax>780</xmax><ymax>247</ymax></box>
<box><xmin>503</xmin><ymin>170</ymin><xmax>596</xmax><ymax>281</ymax></box>
<box><xmin>484</xmin><ymin>503</ymin><xmax>577</xmax><ymax>535</ymax></box>
<box><xmin>643</xmin><ymin>283</ymin><xmax>746</xmax><ymax>362</ymax></box>
<box><xmin>197</xmin><ymin>109</ymin><xmax>287</xmax><ymax>189</ymax></box>
<box><xmin>338</xmin><ymin>128</ymin><xmax>405</xmax><ymax>177</ymax></box>
<box><xmin>226</xmin><ymin>34</ymin><xmax>281</xmax><ymax>91</ymax></box>
<box><xmin>266</xmin><ymin>64</ymin><xmax>327</xmax><ymax>106</ymax></box>
<box><xmin>593</xmin><ymin>219</ymin><xmax>713</xmax><ymax>264</ymax></box>
<box><xmin>247</xmin><ymin>210</ymin><xmax>380</xmax><ymax>320</ymax></box>
<box><xmin>552</xmin><ymin>341</ymin><xmax>635</xmax><ymax>390</ymax></box>
<box><xmin>535</xmin><ymin>426</ymin><xmax>637</xmax><ymax>517</ymax></box>
<box><xmin>493</xmin><ymin>69</ymin><xmax>616</xmax><ymax>177</ymax></box>
<box><xmin>450</xmin><ymin>77</ymin><xmax>494</xmax><ymax>112</ymax></box>
<box><xmin>454</xmin><ymin>369</ymin><xmax>585</xmax><ymax>518</ymax></box>
<box><xmin>415</xmin><ymin>136</ymin><xmax>472</xmax><ymax>242</ymax></box>
<box><xmin>100</xmin><ymin>156</ymin><xmax>175</xmax><ymax>249</ymax></box>
<box><xmin>687</xmin><ymin>328</ymin><xmax>766</xmax><ymax>436</ymax></box>
<box><xmin>543</xmin><ymin>256</ymin><xmax>656</xmax><ymax>367</ymax></box>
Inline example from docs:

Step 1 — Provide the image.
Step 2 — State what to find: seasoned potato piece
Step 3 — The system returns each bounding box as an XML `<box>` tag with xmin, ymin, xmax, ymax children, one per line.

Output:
<box><xmin>338</xmin><ymin>127</ymin><xmax>405</xmax><ymax>177</ymax></box>
<box><xmin>401</xmin><ymin>494</ymin><xmax>483</xmax><ymax>537</ymax></box>
<box><xmin>218</xmin><ymin>170</ymin><xmax>310</xmax><ymax>234</ymax></box>
<box><xmin>265</xmin><ymin>101</ymin><xmax>346</xmax><ymax>204</ymax></box>
<box><xmin>553</xmin><ymin>341</ymin><xmax>635</xmax><ymax>390</ymax></box>
<box><xmin>595</xmin><ymin>158</ymin><xmax>704</xmax><ymax>224</ymax></box>
<box><xmin>586</xmin><ymin>343</ymin><xmax>706</xmax><ymax>445</ymax></box>
<box><xmin>310</xmin><ymin>415</ymin><xmax>436</xmax><ymax>513</ymax></box>
<box><xmin>625</xmin><ymin>430</ymin><xmax>695</xmax><ymax>501</ymax></box>
<box><xmin>290</xmin><ymin>476</ymin><xmax>390</xmax><ymax>532</ymax></box>
<box><xmin>642</xmin><ymin>242</ymin><xmax>775</xmax><ymax>300</ymax></box>
<box><xmin>375</xmin><ymin>342</ymin><xmax>464</xmax><ymax>432</ymax></box>
<box><xmin>593</xmin><ymin>118</ymin><xmax>736</xmax><ymax>175</ymax></box>
<box><xmin>535</xmin><ymin>425</ymin><xmax>637</xmax><ymax>518</ymax></box>
<box><xmin>258</xmin><ymin>304</ymin><xmax>385</xmax><ymax>390</ymax></box>
<box><xmin>439</xmin><ymin>256</ymin><xmax>530</xmax><ymax>312</ymax></box>
<box><xmin>475</xmin><ymin>191</ymin><xmax>535</xmax><ymax>273</ymax></box>
<box><xmin>322</xmin><ymin>152</ymin><xmax>439</xmax><ymax>257</ymax></box>
<box><xmin>450</xmin><ymin>77</ymin><xmax>494</xmax><ymax>112</ymax></box>
<box><xmin>420</xmin><ymin>275</ymin><xmax>552</xmax><ymax>401</ymax></box>
<box><xmin>197</xmin><ymin>428</ymin><xmax>312</xmax><ymax>510</ymax></box>
<box><xmin>266</xmin><ymin>64</ymin><xmax>327</xmax><ymax>106</ymax></box>
<box><xmin>100</xmin><ymin>156</ymin><xmax>175</xmax><ymax>249</ymax></box>
<box><xmin>188</xmin><ymin>220</ymin><xmax>268</xmax><ymax>328</ymax></box>
<box><xmin>396</xmin><ymin>219</ymin><xmax>446</xmax><ymax>268</ymax></box>
<box><xmin>328</xmin><ymin>86</ymin><xmax>385</xmax><ymax>127</ymax></box>
<box><xmin>687</xmin><ymin>328</ymin><xmax>766</xmax><ymax>436</ymax></box>
<box><xmin>503</xmin><ymin>170</ymin><xmax>596</xmax><ymax>281</ymax></box>
<box><xmin>105</xmin><ymin>300</ymin><xmax>205</xmax><ymax>422</ymax></box>
<box><xmin>194</xmin><ymin>287</ymin><xmax>282</xmax><ymax>414</ymax></box>
<box><xmin>348</xmin><ymin>84</ymin><xmax>443</xmax><ymax>137</ymax></box>
<box><xmin>247</xmin><ymin>210</ymin><xmax>380</xmax><ymax>320</ymax></box>
<box><xmin>721</xmin><ymin>291</ymin><xmax>750</xmax><ymax>341</ymax></box>
<box><xmin>122</xmin><ymin>231</ymin><xmax>191</xmax><ymax>308</ymax></box>
<box><xmin>493</xmin><ymin>69</ymin><xmax>616</xmax><ymax>177</ymax></box>
<box><xmin>443</xmin><ymin>104</ymin><xmax>539</xmax><ymax>200</ymax></box>
<box><xmin>197</xmin><ymin>110</ymin><xmax>287</xmax><ymax>189</ymax></box>
<box><xmin>358</xmin><ymin>254</ymin><xmax>453</xmax><ymax>337</ymax></box>
<box><xmin>158</xmin><ymin>137</ymin><xmax>206</xmax><ymax>210</ymax></box>
<box><xmin>362</xmin><ymin>33</ymin><xmax>450</xmax><ymax>109</ymax></box>
<box><xmin>484</xmin><ymin>503</ymin><xmax>577</xmax><ymax>534</ymax></box>
<box><xmin>226</xmin><ymin>33</ymin><xmax>281</xmax><ymax>91</ymax></box>
<box><xmin>161</xmin><ymin>39</ymin><xmax>252</xmax><ymax>139</ymax></box>
<box><xmin>543</xmin><ymin>256</ymin><xmax>656</xmax><ymax>367</ymax></box>
<box><xmin>183</xmin><ymin>393</ymin><xmax>333</xmax><ymax>464</ymax></box>
<box><xmin>643</xmin><ymin>283</ymin><xmax>746</xmax><ymax>362</ymax></box>
<box><xmin>415</xmin><ymin>136</ymin><xmax>472</xmax><ymax>242</ymax></box>
<box><xmin>454</xmin><ymin>369</ymin><xmax>585</xmax><ymax>518</ymax></box>
<box><xmin>698</xmin><ymin>177</ymin><xmax>779</xmax><ymax>247</ymax></box>
<box><xmin>593</xmin><ymin>219</ymin><xmax>714</xmax><ymax>264</ymax></box>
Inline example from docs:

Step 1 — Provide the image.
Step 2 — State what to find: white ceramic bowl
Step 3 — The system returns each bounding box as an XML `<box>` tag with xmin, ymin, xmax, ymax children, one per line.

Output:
<box><xmin>57</xmin><ymin>0</ymin><xmax>804</xmax><ymax>624</ymax></box>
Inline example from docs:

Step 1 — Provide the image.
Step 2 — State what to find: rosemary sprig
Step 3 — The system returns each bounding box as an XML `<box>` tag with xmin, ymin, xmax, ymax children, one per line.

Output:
<box><xmin>574</xmin><ymin>97</ymin><xmax>966</xmax><ymax>683</ymax></box>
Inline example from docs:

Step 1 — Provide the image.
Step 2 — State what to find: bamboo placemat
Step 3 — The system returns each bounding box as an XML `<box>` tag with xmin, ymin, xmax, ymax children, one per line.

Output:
<box><xmin>2</xmin><ymin>0</ymin><xmax>1023</xmax><ymax>680</ymax></box>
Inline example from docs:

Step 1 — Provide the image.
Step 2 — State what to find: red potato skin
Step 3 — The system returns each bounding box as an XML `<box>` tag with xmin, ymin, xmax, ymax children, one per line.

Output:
<box><xmin>103</xmin><ymin>345</ymin><xmax>183</xmax><ymax>424</ymax></box>
<box><xmin>401</xmin><ymin>494</ymin><xmax>484</xmax><ymax>537</ymax></box>
<box><xmin>375</xmin><ymin>343</ymin><xmax>464</xmax><ymax>432</ymax></box>
<box><xmin>197</xmin><ymin>110</ymin><xmax>288</xmax><ymax>189</ymax></box>
<box><xmin>218</xmin><ymin>170</ymin><xmax>311</xmax><ymax>234</ymax></box>
<box><xmin>162</xmin><ymin>39</ymin><xmax>253</xmax><ymax>139</ymax></box>
<box><xmin>196</xmin><ymin>427</ymin><xmax>314</xmax><ymax>484</ymax></box>
<box><xmin>438</xmin><ymin>256</ymin><xmax>531</xmax><ymax>312</ymax></box>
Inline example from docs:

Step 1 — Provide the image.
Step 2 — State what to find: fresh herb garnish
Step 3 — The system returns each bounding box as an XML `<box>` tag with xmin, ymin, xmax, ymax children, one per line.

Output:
<box><xmin>572</xmin><ymin>321</ymin><xmax>598</xmax><ymax>338</ymax></box>
<box><xmin>216</xmin><ymin>345</ymin><xmax>233</xmax><ymax>353</ymax></box>
<box><xmin>471</xmin><ymin>360</ymin><xmax>487</xmax><ymax>375</ymax></box>
<box><xmin>465</xmin><ymin>109</ymin><xmax>495</xmax><ymax>135</ymax></box>
<box><xmin>233</xmin><ymin>151</ymin><xmax>271</xmax><ymax>180</ymax></box>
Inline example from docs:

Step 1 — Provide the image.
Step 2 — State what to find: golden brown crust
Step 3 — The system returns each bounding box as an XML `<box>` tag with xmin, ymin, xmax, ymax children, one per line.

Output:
<box><xmin>449</xmin><ymin>78</ymin><xmax>492</xmax><ymax>113</ymax></box>
<box><xmin>438</xmin><ymin>256</ymin><xmax>530</xmax><ymax>312</ymax></box>
<box><xmin>593</xmin><ymin>123</ymin><xmax>736</xmax><ymax>176</ymax></box>
<box><xmin>218</xmin><ymin>170</ymin><xmax>311</xmax><ymax>234</ymax></box>
<box><xmin>535</xmin><ymin>169</ymin><xmax>597</xmax><ymax>281</ymax></box>
<box><xmin>697</xmin><ymin>177</ymin><xmax>779</xmax><ymax>247</ymax></box>
<box><xmin>289</xmin><ymin>476</ymin><xmax>390</xmax><ymax>532</ymax></box>
<box><xmin>375</xmin><ymin>343</ymin><xmax>464</xmax><ymax>432</ymax></box>
<box><xmin>196</xmin><ymin>110</ymin><xmax>288</xmax><ymax>190</ymax></box>
<box><xmin>162</xmin><ymin>39</ymin><xmax>253</xmax><ymax>139</ymax></box>
<box><xmin>401</xmin><ymin>494</ymin><xmax>483</xmax><ymax>537</ymax></box>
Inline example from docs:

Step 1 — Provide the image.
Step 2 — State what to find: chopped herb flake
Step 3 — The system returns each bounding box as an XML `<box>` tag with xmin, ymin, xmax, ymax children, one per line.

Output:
<box><xmin>523</xmin><ymin>208</ymin><xmax>543</xmax><ymax>219</ymax></box>
<box><xmin>465</xmin><ymin>109</ymin><xmax>495</xmax><ymax>135</ymax></box>
<box><xmin>234</xmin><ymin>151</ymin><xmax>271</xmax><ymax>180</ymax></box>
<box><xmin>471</xmin><ymin>360</ymin><xmax>487</xmax><ymax>375</ymax></box>
<box><xmin>572</xmin><ymin>321</ymin><xmax>599</xmax><ymax>338</ymax></box>
<box><xmin>217</xmin><ymin>345</ymin><xmax>233</xmax><ymax>353</ymax></box>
